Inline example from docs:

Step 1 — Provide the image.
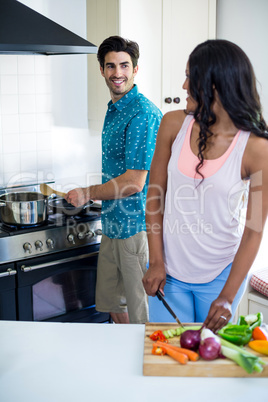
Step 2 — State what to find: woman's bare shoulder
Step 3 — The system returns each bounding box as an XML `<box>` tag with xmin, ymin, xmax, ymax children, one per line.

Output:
<box><xmin>159</xmin><ymin>109</ymin><xmax>188</xmax><ymax>139</ymax></box>
<box><xmin>161</xmin><ymin>109</ymin><xmax>188</xmax><ymax>126</ymax></box>
<box><xmin>245</xmin><ymin>133</ymin><xmax>268</xmax><ymax>174</ymax></box>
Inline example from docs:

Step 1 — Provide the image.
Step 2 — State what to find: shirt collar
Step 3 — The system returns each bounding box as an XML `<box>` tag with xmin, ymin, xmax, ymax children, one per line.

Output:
<box><xmin>107</xmin><ymin>84</ymin><xmax>139</xmax><ymax>112</ymax></box>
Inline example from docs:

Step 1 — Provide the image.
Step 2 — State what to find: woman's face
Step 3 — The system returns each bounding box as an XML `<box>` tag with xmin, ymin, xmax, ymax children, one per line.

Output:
<box><xmin>182</xmin><ymin>62</ymin><xmax>197</xmax><ymax>112</ymax></box>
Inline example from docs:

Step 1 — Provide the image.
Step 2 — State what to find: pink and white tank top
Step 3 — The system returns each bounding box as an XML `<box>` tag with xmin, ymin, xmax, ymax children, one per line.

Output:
<box><xmin>163</xmin><ymin>114</ymin><xmax>250</xmax><ymax>283</ymax></box>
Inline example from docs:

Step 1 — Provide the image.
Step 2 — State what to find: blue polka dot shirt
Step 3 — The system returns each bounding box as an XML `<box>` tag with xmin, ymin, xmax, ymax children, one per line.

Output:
<box><xmin>101</xmin><ymin>85</ymin><xmax>162</xmax><ymax>239</ymax></box>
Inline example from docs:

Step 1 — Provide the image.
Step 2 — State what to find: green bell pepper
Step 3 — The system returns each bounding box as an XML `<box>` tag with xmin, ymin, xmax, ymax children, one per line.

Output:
<box><xmin>236</xmin><ymin>312</ymin><xmax>263</xmax><ymax>330</ymax></box>
<box><xmin>218</xmin><ymin>324</ymin><xmax>253</xmax><ymax>346</ymax></box>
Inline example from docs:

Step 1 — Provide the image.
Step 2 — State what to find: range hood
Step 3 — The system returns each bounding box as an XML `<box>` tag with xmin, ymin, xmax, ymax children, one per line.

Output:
<box><xmin>0</xmin><ymin>0</ymin><xmax>97</xmax><ymax>55</ymax></box>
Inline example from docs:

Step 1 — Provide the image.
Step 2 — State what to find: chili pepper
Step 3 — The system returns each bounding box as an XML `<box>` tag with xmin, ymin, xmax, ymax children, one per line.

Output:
<box><xmin>149</xmin><ymin>330</ymin><xmax>167</xmax><ymax>341</ymax></box>
<box><xmin>218</xmin><ymin>324</ymin><xmax>253</xmax><ymax>346</ymax></box>
<box><xmin>252</xmin><ymin>326</ymin><xmax>268</xmax><ymax>341</ymax></box>
<box><xmin>152</xmin><ymin>345</ymin><xmax>166</xmax><ymax>355</ymax></box>
<box><xmin>248</xmin><ymin>340</ymin><xmax>268</xmax><ymax>355</ymax></box>
<box><xmin>236</xmin><ymin>312</ymin><xmax>263</xmax><ymax>331</ymax></box>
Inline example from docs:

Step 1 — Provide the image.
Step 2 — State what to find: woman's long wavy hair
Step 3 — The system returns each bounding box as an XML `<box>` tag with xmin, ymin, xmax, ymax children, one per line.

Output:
<box><xmin>188</xmin><ymin>39</ymin><xmax>268</xmax><ymax>179</ymax></box>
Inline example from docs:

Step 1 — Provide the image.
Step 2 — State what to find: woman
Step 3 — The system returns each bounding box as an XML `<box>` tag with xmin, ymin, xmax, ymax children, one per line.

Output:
<box><xmin>142</xmin><ymin>39</ymin><xmax>268</xmax><ymax>332</ymax></box>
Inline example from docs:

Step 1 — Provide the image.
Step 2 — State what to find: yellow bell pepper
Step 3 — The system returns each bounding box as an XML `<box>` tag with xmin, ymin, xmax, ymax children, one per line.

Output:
<box><xmin>248</xmin><ymin>340</ymin><xmax>268</xmax><ymax>355</ymax></box>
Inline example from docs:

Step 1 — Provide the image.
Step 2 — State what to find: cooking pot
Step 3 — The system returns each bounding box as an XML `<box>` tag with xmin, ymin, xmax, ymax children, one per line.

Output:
<box><xmin>0</xmin><ymin>192</ymin><xmax>48</xmax><ymax>226</ymax></box>
<box><xmin>48</xmin><ymin>198</ymin><xmax>94</xmax><ymax>216</ymax></box>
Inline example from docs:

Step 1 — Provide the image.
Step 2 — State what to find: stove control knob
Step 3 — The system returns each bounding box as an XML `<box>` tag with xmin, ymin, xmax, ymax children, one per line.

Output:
<box><xmin>46</xmin><ymin>238</ymin><xmax>54</xmax><ymax>249</ymax></box>
<box><xmin>67</xmin><ymin>234</ymin><xmax>75</xmax><ymax>244</ymax></box>
<box><xmin>86</xmin><ymin>230</ymin><xmax>94</xmax><ymax>238</ymax></box>
<box><xmin>95</xmin><ymin>228</ymin><xmax>102</xmax><ymax>236</ymax></box>
<box><xmin>35</xmin><ymin>240</ymin><xmax>43</xmax><ymax>251</ymax></box>
<box><xmin>77</xmin><ymin>232</ymin><xmax>86</xmax><ymax>240</ymax></box>
<box><xmin>23</xmin><ymin>242</ymin><xmax>32</xmax><ymax>254</ymax></box>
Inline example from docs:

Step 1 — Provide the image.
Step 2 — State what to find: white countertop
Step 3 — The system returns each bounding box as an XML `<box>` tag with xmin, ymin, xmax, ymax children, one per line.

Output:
<box><xmin>0</xmin><ymin>320</ymin><xmax>267</xmax><ymax>402</ymax></box>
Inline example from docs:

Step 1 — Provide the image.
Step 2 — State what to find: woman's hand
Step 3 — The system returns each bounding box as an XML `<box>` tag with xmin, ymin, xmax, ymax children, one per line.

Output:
<box><xmin>142</xmin><ymin>262</ymin><xmax>166</xmax><ymax>296</ymax></box>
<box><xmin>203</xmin><ymin>296</ymin><xmax>232</xmax><ymax>332</ymax></box>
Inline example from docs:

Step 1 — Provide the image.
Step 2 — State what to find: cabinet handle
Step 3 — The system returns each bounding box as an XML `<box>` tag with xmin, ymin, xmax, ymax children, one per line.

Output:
<box><xmin>164</xmin><ymin>97</ymin><xmax>172</xmax><ymax>104</ymax></box>
<box><xmin>173</xmin><ymin>97</ymin><xmax>180</xmax><ymax>104</ymax></box>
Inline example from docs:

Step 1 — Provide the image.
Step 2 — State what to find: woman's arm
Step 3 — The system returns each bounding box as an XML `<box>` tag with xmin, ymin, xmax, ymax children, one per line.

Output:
<box><xmin>142</xmin><ymin>110</ymin><xmax>186</xmax><ymax>296</ymax></box>
<box><xmin>204</xmin><ymin>135</ymin><xmax>268</xmax><ymax>331</ymax></box>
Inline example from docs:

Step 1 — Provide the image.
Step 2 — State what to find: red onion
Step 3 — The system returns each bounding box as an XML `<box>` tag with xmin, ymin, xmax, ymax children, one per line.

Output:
<box><xmin>199</xmin><ymin>337</ymin><xmax>221</xmax><ymax>360</ymax></box>
<box><xmin>180</xmin><ymin>329</ymin><xmax>201</xmax><ymax>351</ymax></box>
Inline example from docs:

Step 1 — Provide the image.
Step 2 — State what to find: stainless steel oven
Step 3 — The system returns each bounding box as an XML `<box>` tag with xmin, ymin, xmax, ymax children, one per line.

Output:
<box><xmin>0</xmin><ymin>208</ymin><xmax>110</xmax><ymax>323</ymax></box>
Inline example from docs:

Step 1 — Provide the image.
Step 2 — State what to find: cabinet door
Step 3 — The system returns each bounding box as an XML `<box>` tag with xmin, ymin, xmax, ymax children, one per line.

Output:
<box><xmin>87</xmin><ymin>0</ymin><xmax>120</xmax><ymax>132</ymax></box>
<box><xmin>162</xmin><ymin>0</ymin><xmax>216</xmax><ymax>113</ymax></box>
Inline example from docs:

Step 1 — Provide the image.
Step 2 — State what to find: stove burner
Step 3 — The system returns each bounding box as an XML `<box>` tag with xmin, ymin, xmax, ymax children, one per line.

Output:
<box><xmin>2</xmin><ymin>221</ymin><xmax>48</xmax><ymax>231</ymax></box>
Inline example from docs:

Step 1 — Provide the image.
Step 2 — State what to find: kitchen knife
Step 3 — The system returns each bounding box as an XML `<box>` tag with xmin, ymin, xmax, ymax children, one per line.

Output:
<box><xmin>156</xmin><ymin>290</ymin><xmax>185</xmax><ymax>328</ymax></box>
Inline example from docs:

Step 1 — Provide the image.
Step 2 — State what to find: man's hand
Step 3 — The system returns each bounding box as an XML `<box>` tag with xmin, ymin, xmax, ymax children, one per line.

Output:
<box><xmin>65</xmin><ymin>187</ymin><xmax>91</xmax><ymax>207</ymax></box>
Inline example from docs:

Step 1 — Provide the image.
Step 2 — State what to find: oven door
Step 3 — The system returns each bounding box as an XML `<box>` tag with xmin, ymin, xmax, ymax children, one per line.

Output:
<box><xmin>16</xmin><ymin>245</ymin><xmax>110</xmax><ymax>323</ymax></box>
<box><xmin>0</xmin><ymin>263</ymin><xmax>17</xmax><ymax>320</ymax></box>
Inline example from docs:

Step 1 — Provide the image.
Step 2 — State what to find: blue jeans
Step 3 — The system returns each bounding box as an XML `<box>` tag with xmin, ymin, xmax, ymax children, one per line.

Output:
<box><xmin>148</xmin><ymin>263</ymin><xmax>247</xmax><ymax>323</ymax></box>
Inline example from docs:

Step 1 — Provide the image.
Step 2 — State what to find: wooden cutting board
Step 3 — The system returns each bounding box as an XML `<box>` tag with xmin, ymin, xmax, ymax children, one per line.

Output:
<box><xmin>143</xmin><ymin>323</ymin><xmax>268</xmax><ymax>377</ymax></box>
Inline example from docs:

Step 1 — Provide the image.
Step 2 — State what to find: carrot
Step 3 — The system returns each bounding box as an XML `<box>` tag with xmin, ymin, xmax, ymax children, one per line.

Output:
<box><xmin>155</xmin><ymin>340</ymin><xmax>199</xmax><ymax>361</ymax></box>
<box><xmin>153</xmin><ymin>342</ymin><xmax>188</xmax><ymax>364</ymax></box>
<box><xmin>164</xmin><ymin>347</ymin><xmax>189</xmax><ymax>365</ymax></box>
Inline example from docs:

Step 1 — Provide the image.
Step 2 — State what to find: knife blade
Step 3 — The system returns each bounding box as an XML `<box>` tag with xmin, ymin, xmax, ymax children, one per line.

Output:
<box><xmin>156</xmin><ymin>290</ymin><xmax>185</xmax><ymax>328</ymax></box>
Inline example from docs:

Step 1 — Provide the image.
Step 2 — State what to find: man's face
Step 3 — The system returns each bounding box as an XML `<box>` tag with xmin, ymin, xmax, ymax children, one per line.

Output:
<box><xmin>100</xmin><ymin>51</ymin><xmax>138</xmax><ymax>102</ymax></box>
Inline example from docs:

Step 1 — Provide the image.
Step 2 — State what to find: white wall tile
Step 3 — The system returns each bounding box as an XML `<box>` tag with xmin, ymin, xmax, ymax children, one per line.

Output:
<box><xmin>0</xmin><ymin>75</ymin><xmax>18</xmax><ymax>95</ymax></box>
<box><xmin>19</xmin><ymin>94</ymin><xmax>36</xmax><ymax>114</ymax></box>
<box><xmin>0</xmin><ymin>131</ymin><xmax>2</xmax><ymax>155</ymax></box>
<box><xmin>2</xmin><ymin>133</ymin><xmax>20</xmax><ymax>153</ymax></box>
<box><xmin>36</xmin><ymin>94</ymin><xmax>51</xmax><ymax>113</ymax></box>
<box><xmin>3</xmin><ymin>152</ymin><xmax>20</xmax><ymax>172</ymax></box>
<box><xmin>1</xmin><ymin>114</ymin><xmax>20</xmax><ymax>134</ymax></box>
<box><xmin>0</xmin><ymin>56</ymin><xmax>18</xmax><ymax>75</ymax></box>
<box><xmin>1</xmin><ymin>95</ymin><xmax>19</xmax><ymax>114</ymax></box>
<box><xmin>17</xmin><ymin>56</ymin><xmax>35</xmax><ymax>75</ymax></box>
<box><xmin>20</xmin><ymin>133</ymin><xmax>37</xmax><ymax>153</ymax></box>
<box><xmin>20</xmin><ymin>151</ymin><xmax>38</xmax><ymax>171</ymax></box>
<box><xmin>35</xmin><ymin>75</ymin><xmax>51</xmax><ymax>94</ymax></box>
<box><xmin>18</xmin><ymin>75</ymin><xmax>35</xmax><ymax>94</ymax></box>
<box><xmin>37</xmin><ymin>150</ymin><xmax>53</xmax><ymax>170</ymax></box>
<box><xmin>34</xmin><ymin>56</ymin><xmax>51</xmax><ymax>75</ymax></box>
<box><xmin>36</xmin><ymin>113</ymin><xmax>52</xmax><ymax>132</ymax></box>
<box><xmin>36</xmin><ymin>131</ymin><xmax>52</xmax><ymax>151</ymax></box>
<box><xmin>19</xmin><ymin>114</ymin><xmax>36</xmax><ymax>133</ymax></box>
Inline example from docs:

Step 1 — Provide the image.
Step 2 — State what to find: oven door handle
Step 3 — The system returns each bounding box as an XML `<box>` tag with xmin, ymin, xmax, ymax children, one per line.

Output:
<box><xmin>0</xmin><ymin>268</ymin><xmax>17</xmax><ymax>277</ymax></box>
<box><xmin>21</xmin><ymin>251</ymin><xmax>99</xmax><ymax>272</ymax></box>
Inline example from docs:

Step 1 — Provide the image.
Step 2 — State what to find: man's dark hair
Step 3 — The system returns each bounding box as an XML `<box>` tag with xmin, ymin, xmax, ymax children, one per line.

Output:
<box><xmin>97</xmin><ymin>36</ymin><xmax>139</xmax><ymax>69</ymax></box>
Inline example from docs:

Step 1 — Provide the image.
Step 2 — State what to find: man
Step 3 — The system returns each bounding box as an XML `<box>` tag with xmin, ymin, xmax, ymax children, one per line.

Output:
<box><xmin>65</xmin><ymin>36</ymin><xmax>162</xmax><ymax>324</ymax></box>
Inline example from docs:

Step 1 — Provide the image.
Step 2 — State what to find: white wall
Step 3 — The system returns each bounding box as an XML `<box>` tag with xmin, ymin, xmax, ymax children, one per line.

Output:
<box><xmin>217</xmin><ymin>0</ymin><xmax>268</xmax><ymax>272</ymax></box>
<box><xmin>0</xmin><ymin>0</ymin><xmax>102</xmax><ymax>192</ymax></box>
<box><xmin>217</xmin><ymin>0</ymin><xmax>268</xmax><ymax>121</ymax></box>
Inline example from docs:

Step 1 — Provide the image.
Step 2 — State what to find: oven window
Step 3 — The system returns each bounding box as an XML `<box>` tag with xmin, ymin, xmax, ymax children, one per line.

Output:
<box><xmin>32</xmin><ymin>269</ymin><xmax>96</xmax><ymax>321</ymax></box>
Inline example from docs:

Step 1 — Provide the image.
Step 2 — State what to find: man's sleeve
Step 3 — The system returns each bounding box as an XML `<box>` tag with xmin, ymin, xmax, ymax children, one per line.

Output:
<box><xmin>125</xmin><ymin>113</ymin><xmax>162</xmax><ymax>171</ymax></box>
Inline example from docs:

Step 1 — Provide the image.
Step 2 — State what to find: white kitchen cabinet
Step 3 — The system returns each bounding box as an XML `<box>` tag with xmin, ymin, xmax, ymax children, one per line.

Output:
<box><xmin>161</xmin><ymin>0</ymin><xmax>216</xmax><ymax>113</ymax></box>
<box><xmin>86</xmin><ymin>0</ymin><xmax>120</xmax><ymax>132</ymax></box>
<box><xmin>86</xmin><ymin>0</ymin><xmax>216</xmax><ymax>131</ymax></box>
